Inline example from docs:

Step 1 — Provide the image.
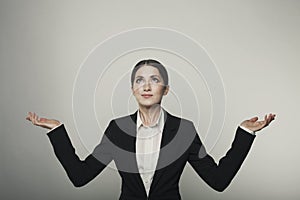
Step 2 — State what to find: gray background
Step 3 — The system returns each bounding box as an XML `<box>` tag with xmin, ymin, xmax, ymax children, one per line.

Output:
<box><xmin>1</xmin><ymin>0</ymin><xmax>299</xmax><ymax>199</ymax></box>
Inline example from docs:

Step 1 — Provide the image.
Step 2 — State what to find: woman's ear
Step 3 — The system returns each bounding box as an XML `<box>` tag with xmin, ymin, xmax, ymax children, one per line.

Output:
<box><xmin>131</xmin><ymin>86</ymin><xmax>134</xmax><ymax>93</ymax></box>
<box><xmin>163</xmin><ymin>85</ymin><xmax>169</xmax><ymax>95</ymax></box>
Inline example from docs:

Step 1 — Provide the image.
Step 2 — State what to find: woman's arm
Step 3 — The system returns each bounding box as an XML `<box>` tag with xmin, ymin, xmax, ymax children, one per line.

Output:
<box><xmin>26</xmin><ymin>112</ymin><xmax>112</xmax><ymax>187</ymax></box>
<box><xmin>188</xmin><ymin>114</ymin><xmax>275</xmax><ymax>192</ymax></box>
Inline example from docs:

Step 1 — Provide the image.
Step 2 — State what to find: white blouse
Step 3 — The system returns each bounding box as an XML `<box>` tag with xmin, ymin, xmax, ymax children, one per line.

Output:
<box><xmin>136</xmin><ymin>108</ymin><xmax>164</xmax><ymax>196</ymax></box>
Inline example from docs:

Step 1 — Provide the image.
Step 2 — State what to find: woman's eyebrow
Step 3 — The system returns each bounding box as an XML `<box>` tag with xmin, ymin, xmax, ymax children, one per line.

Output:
<box><xmin>150</xmin><ymin>75</ymin><xmax>161</xmax><ymax>79</ymax></box>
<box><xmin>135</xmin><ymin>75</ymin><xmax>160</xmax><ymax>79</ymax></box>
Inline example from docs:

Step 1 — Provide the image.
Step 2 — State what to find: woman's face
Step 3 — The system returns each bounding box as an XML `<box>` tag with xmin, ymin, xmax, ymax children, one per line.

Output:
<box><xmin>132</xmin><ymin>65</ymin><xmax>169</xmax><ymax>109</ymax></box>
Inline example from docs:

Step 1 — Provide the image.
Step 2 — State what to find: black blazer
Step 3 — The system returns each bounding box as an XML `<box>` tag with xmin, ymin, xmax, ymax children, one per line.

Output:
<box><xmin>47</xmin><ymin>110</ymin><xmax>255</xmax><ymax>200</ymax></box>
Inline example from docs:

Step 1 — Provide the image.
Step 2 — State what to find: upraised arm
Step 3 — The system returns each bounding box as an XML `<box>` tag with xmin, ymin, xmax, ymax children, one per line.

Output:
<box><xmin>188</xmin><ymin>113</ymin><xmax>276</xmax><ymax>192</ymax></box>
<box><xmin>25</xmin><ymin>112</ymin><xmax>111</xmax><ymax>187</ymax></box>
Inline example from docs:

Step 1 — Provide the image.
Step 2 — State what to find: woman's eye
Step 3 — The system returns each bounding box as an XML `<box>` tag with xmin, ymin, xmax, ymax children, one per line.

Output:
<box><xmin>136</xmin><ymin>78</ymin><xmax>143</xmax><ymax>84</ymax></box>
<box><xmin>152</xmin><ymin>78</ymin><xmax>160</xmax><ymax>83</ymax></box>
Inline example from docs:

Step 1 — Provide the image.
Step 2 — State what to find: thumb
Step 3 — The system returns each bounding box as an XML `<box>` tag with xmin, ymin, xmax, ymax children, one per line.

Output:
<box><xmin>249</xmin><ymin>117</ymin><xmax>258</xmax><ymax>122</ymax></box>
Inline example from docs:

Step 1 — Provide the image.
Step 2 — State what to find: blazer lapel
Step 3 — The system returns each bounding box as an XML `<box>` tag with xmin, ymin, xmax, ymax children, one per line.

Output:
<box><xmin>149</xmin><ymin>110</ymin><xmax>180</xmax><ymax>194</ymax></box>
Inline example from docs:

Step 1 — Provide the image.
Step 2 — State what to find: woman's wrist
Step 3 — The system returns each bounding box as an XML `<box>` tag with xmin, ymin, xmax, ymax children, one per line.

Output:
<box><xmin>47</xmin><ymin>122</ymin><xmax>62</xmax><ymax>133</ymax></box>
<box><xmin>51</xmin><ymin>121</ymin><xmax>61</xmax><ymax>129</ymax></box>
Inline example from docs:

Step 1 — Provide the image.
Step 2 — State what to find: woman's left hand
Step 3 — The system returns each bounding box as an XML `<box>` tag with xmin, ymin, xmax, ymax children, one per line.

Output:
<box><xmin>240</xmin><ymin>113</ymin><xmax>276</xmax><ymax>132</ymax></box>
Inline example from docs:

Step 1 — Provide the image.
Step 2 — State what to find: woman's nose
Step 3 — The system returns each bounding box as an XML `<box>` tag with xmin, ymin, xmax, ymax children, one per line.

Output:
<box><xmin>143</xmin><ymin>81</ymin><xmax>151</xmax><ymax>91</ymax></box>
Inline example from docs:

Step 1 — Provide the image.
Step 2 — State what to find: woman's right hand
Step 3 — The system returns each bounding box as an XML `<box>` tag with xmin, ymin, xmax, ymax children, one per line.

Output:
<box><xmin>26</xmin><ymin>112</ymin><xmax>61</xmax><ymax>130</ymax></box>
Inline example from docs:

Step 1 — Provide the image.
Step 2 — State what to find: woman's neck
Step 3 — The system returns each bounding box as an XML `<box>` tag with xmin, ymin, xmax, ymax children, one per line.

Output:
<box><xmin>139</xmin><ymin>104</ymin><xmax>161</xmax><ymax>126</ymax></box>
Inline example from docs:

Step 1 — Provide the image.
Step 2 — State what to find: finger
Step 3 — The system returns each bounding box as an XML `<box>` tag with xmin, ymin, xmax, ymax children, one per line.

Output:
<box><xmin>35</xmin><ymin>114</ymin><xmax>41</xmax><ymax>125</ymax></box>
<box><xmin>265</xmin><ymin>114</ymin><xmax>270</xmax><ymax>125</ymax></box>
<box><xmin>32</xmin><ymin>113</ymin><xmax>36</xmax><ymax>124</ymax></box>
<box><xmin>27</xmin><ymin>112</ymin><xmax>32</xmax><ymax>121</ymax></box>
<box><xmin>31</xmin><ymin>113</ymin><xmax>35</xmax><ymax>123</ymax></box>
<box><xmin>267</xmin><ymin>113</ymin><xmax>274</xmax><ymax>124</ymax></box>
<box><xmin>31</xmin><ymin>112</ymin><xmax>35</xmax><ymax>122</ymax></box>
<box><xmin>250</xmin><ymin>117</ymin><xmax>258</xmax><ymax>122</ymax></box>
<box><xmin>268</xmin><ymin>113</ymin><xmax>273</xmax><ymax>123</ymax></box>
<box><xmin>33</xmin><ymin>113</ymin><xmax>38</xmax><ymax>125</ymax></box>
<box><xmin>264</xmin><ymin>114</ymin><xmax>267</xmax><ymax>122</ymax></box>
<box><xmin>265</xmin><ymin>114</ymin><xmax>270</xmax><ymax>124</ymax></box>
<box><xmin>26</xmin><ymin>112</ymin><xmax>31</xmax><ymax>120</ymax></box>
<box><xmin>268</xmin><ymin>114</ymin><xmax>276</xmax><ymax>124</ymax></box>
<box><xmin>35</xmin><ymin>113</ymin><xmax>40</xmax><ymax>121</ymax></box>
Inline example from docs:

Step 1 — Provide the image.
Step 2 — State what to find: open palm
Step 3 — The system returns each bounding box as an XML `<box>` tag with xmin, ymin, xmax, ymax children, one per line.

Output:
<box><xmin>26</xmin><ymin>112</ymin><xmax>61</xmax><ymax>130</ymax></box>
<box><xmin>241</xmin><ymin>113</ymin><xmax>276</xmax><ymax>132</ymax></box>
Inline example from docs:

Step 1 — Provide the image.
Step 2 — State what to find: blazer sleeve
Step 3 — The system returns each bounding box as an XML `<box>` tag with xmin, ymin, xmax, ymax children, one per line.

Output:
<box><xmin>188</xmin><ymin>125</ymin><xmax>255</xmax><ymax>192</ymax></box>
<box><xmin>47</xmin><ymin>123</ymin><xmax>114</xmax><ymax>187</ymax></box>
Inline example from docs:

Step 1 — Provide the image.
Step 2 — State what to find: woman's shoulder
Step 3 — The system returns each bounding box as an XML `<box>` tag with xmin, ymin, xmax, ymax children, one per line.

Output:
<box><xmin>164</xmin><ymin>110</ymin><xmax>194</xmax><ymax>124</ymax></box>
<box><xmin>105</xmin><ymin>113</ymin><xmax>137</xmax><ymax>136</ymax></box>
<box><xmin>110</xmin><ymin>112</ymin><xmax>137</xmax><ymax>124</ymax></box>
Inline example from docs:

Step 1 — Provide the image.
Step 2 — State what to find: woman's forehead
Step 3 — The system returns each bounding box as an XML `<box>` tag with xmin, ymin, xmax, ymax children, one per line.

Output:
<box><xmin>135</xmin><ymin>65</ymin><xmax>161</xmax><ymax>77</ymax></box>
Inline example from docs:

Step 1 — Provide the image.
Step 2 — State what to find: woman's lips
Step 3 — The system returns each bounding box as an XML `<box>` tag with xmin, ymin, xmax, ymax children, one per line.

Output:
<box><xmin>141</xmin><ymin>94</ymin><xmax>153</xmax><ymax>98</ymax></box>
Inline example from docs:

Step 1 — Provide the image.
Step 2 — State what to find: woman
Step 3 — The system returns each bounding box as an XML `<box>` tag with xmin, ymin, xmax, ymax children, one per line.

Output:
<box><xmin>26</xmin><ymin>59</ymin><xmax>275</xmax><ymax>200</ymax></box>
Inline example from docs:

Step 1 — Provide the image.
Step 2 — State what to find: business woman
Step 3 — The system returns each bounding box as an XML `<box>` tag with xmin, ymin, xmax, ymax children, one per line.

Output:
<box><xmin>26</xmin><ymin>59</ymin><xmax>275</xmax><ymax>200</ymax></box>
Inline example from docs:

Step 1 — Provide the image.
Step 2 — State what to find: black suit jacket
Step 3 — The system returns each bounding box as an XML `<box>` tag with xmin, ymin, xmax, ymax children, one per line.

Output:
<box><xmin>47</xmin><ymin>110</ymin><xmax>255</xmax><ymax>200</ymax></box>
